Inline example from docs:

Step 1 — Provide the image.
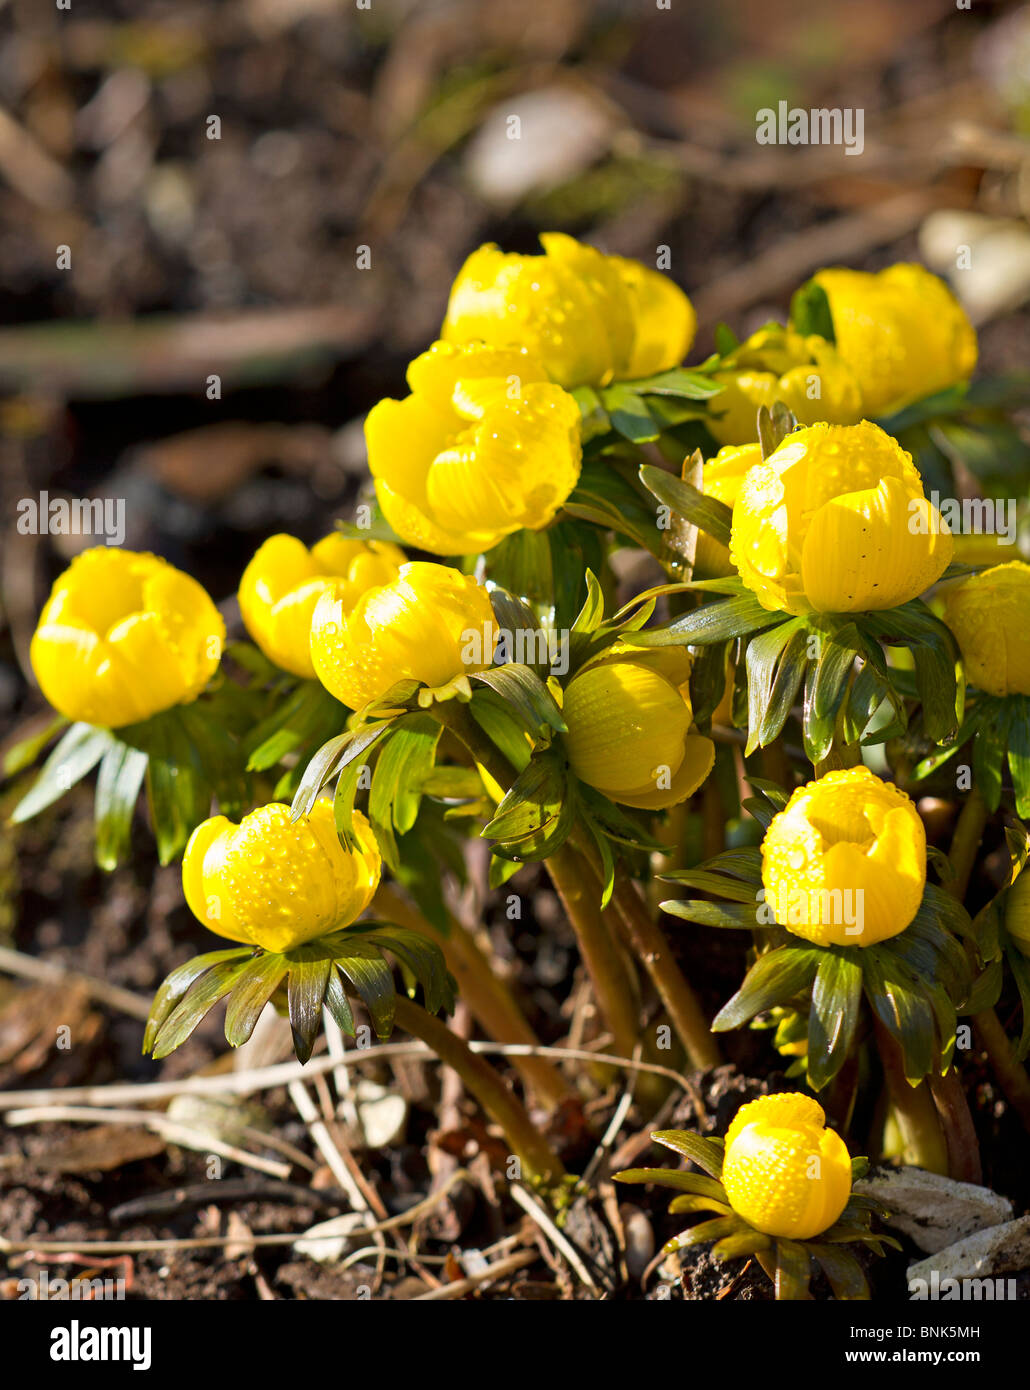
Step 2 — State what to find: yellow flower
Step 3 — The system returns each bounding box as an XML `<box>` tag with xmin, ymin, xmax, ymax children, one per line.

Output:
<box><xmin>721</xmin><ymin>1093</ymin><xmax>852</xmax><ymax>1239</ymax></box>
<box><xmin>441</xmin><ymin>232</ymin><xmax>696</xmax><ymax>389</ymax></box>
<box><xmin>561</xmin><ymin>648</ymin><xmax>714</xmax><ymax>810</ymax></box>
<box><xmin>183</xmin><ymin>800</ymin><xmax>380</xmax><ymax>954</ymax></box>
<box><xmin>709</xmin><ymin>325</ymin><xmax>862</xmax><ymax>446</ymax></box>
<box><xmin>365</xmin><ymin>341</ymin><xmax>582</xmax><ymax>555</ymax></box>
<box><xmin>941</xmin><ymin>561</ymin><xmax>1030</xmax><ymax>697</ymax></box>
<box><xmin>238</xmin><ymin>533</ymin><xmax>404</xmax><ymax>679</ymax></box>
<box><xmin>310</xmin><ymin>560</ymin><xmax>496</xmax><ymax>710</ymax></box>
<box><xmin>695</xmin><ymin>442</ymin><xmax>762</xmax><ymax>578</ymax></box>
<box><xmin>811</xmin><ymin>264</ymin><xmax>978</xmax><ymax>417</ymax></box>
<box><xmin>729</xmin><ymin>420</ymin><xmax>953</xmax><ymax>614</ymax></box>
<box><xmin>762</xmin><ymin>766</ymin><xmax>926</xmax><ymax>947</ymax></box>
<box><xmin>30</xmin><ymin>547</ymin><xmax>224</xmax><ymax>729</ymax></box>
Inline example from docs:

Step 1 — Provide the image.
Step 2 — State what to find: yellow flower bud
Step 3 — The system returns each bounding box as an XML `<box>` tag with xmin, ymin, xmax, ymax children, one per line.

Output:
<box><xmin>1005</xmin><ymin>866</ymin><xmax>1030</xmax><ymax>957</ymax></box>
<box><xmin>696</xmin><ymin>443</ymin><xmax>762</xmax><ymax>578</ymax></box>
<box><xmin>238</xmin><ymin>533</ymin><xmax>404</xmax><ymax>679</ymax></box>
<box><xmin>365</xmin><ymin>340</ymin><xmax>582</xmax><ymax>555</ymax></box>
<box><xmin>812</xmin><ymin>264</ymin><xmax>978</xmax><ymax>417</ymax></box>
<box><xmin>562</xmin><ymin>649</ymin><xmax>715</xmax><ymax>810</ymax></box>
<box><xmin>721</xmin><ymin>1093</ymin><xmax>852</xmax><ymax>1239</ymax></box>
<box><xmin>709</xmin><ymin>325</ymin><xmax>862</xmax><ymax>446</ymax></box>
<box><xmin>762</xmin><ymin>766</ymin><xmax>926</xmax><ymax>947</ymax></box>
<box><xmin>941</xmin><ymin>561</ymin><xmax>1030</xmax><ymax>697</ymax></box>
<box><xmin>309</xmin><ymin>560</ymin><xmax>496</xmax><ymax>710</ymax></box>
<box><xmin>729</xmin><ymin>420</ymin><xmax>953</xmax><ymax>614</ymax></box>
<box><xmin>182</xmin><ymin>800</ymin><xmax>380</xmax><ymax>954</ymax></box>
<box><xmin>30</xmin><ymin>547</ymin><xmax>224</xmax><ymax>729</ymax></box>
<box><xmin>441</xmin><ymin>232</ymin><xmax>695</xmax><ymax>389</ymax></box>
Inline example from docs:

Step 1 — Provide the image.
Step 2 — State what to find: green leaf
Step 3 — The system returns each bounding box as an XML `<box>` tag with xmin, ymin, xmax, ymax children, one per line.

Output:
<box><xmin>287</xmin><ymin>957</ymin><xmax>333</xmax><ymax>1063</ymax></box>
<box><xmin>746</xmin><ymin>619</ymin><xmax>806</xmax><ymax>754</ymax></box>
<box><xmin>664</xmin><ymin>1216</ymin><xmax>741</xmax><ymax>1253</ymax></box>
<box><xmin>713</xmin><ymin>947</ymin><xmax>821</xmax><ymax>1031</ymax></box>
<box><xmin>862</xmin><ymin>951</ymin><xmax>936</xmax><ymax>1084</ymax></box>
<box><xmin>1008</xmin><ymin>697</ymin><xmax>1030</xmax><ymax>819</ymax></box>
<box><xmin>628</xmin><ymin>367</ymin><xmax>725</xmax><ymax>400</ymax></box>
<box><xmin>773</xmin><ymin>1239</ymin><xmax>813</xmax><ymax>1300</ymax></box>
<box><xmin>657</xmin><ymin>869</ymin><xmax>760</xmax><ymax>904</ymax></box>
<box><xmin>292</xmin><ymin>721</ymin><xmax>393</xmax><ymax>820</ymax></box>
<box><xmin>333</xmin><ymin>946</ymin><xmax>396</xmax><ymax>1038</ymax></box>
<box><xmin>613</xmin><ymin>1169</ymin><xmax>726</xmax><ymax>1200</ymax></box>
<box><xmin>638</xmin><ymin>464</ymin><xmax>733</xmax><ymax>549</ymax></box>
<box><xmin>810</xmin><ymin>1245</ymin><xmax>870</xmax><ymax>1300</ymax></box>
<box><xmin>807</xmin><ymin>951</ymin><xmax>863</xmax><ymax>1090</ymax></box>
<box><xmin>136</xmin><ymin>711</ymin><xmax>209</xmax><ymax>865</ymax></box>
<box><xmin>246</xmin><ymin>681</ymin><xmax>344</xmax><ymax>772</ymax></box>
<box><xmin>790</xmin><ymin>279</ymin><xmax>836</xmax><ymax>342</ymax></box>
<box><xmin>2</xmin><ymin>714</ymin><xmax>67</xmax><ymax>778</ymax></box>
<box><xmin>473</xmin><ymin>664</ymin><xmax>566</xmax><ymax>736</ymax></box>
<box><xmin>10</xmin><ymin>722</ymin><xmax>113</xmax><ymax>823</ymax></box>
<box><xmin>712</xmin><ymin>1230</ymin><xmax>773</xmax><ymax>1262</ymax></box>
<box><xmin>667</xmin><ymin>1194</ymin><xmax>735</xmax><ymax>1217</ymax></box>
<box><xmin>600</xmin><ymin>385</ymin><xmax>660</xmax><ymax>443</ymax></box>
<box><xmin>627</xmin><ymin>596</ymin><xmax>784</xmax><ymax>648</ymax></box>
<box><xmin>143</xmin><ymin>948</ymin><xmax>252</xmax><ymax>1054</ymax></box>
<box><xmin>650</xmin><ymin>1130</ymin><xmax>724</xmax><ymax>1179</ymax></box>
<box><xmin>803</xmin><ymin>624</ymin><xmax>859</xmax><ymax>764</ymax></box>
<box><xmin>93</xmin><ymin>739</ymin><xmax>149</xmax><ymax>870</ymax></box>
<box><xmin>482</xmin><ymin>750</ymin><xmax>566</xmax><ymax>845</ymax></box>
<box><xmin>359</xmin><ymin>924</ymin><xmax>453</xmax><ymax>1017</ymax></box>
<box><xmin>661</xmin><ymin>899</ymin><xmax>762</xmax><ymax>929</ymax></box>
<box><xmin>323</xmin><ymin>967</ymin><xmax>356</xmax><ymax>1036</ymax></box>
<box><xmin>224</xmin><ymin>954</ymin><xmax>289</xmax><ymax>1048</ymax></box>
<box><xmin>757</xmin><ymin>402</ymin><xmax>798</xmax><ymax>460</ymax></box>
<box><xmin>370</xmin><ymin>714</ymin><xmax>441</xmax><ymax>841</ymax></box>
<box><xmin>150</xmin><ymin>957</ymin><xmax>252</xmax><ymax>1060</ymax></box>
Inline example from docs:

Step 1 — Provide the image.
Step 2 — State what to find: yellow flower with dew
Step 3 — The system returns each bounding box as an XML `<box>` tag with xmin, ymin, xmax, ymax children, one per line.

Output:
<box><xmin>441</xmin><ymin>232</ymin><xmax>696</xmax><ymax>389</ymax></box>
<box><xmin>30</xmin><ymin>547</ymin><xmax>224</xmax><ymax>728</ymax></box>
<box><xmin>238</xmin><ymin>533</ymin><xmax>404</xmax><ymax>679</ymax></box>
<box><xmin>365</xmin><ymin>341</ymin><xmax>582</xmax><ymax>555</ymax></box>
<box><xmin>561</xmin><ymin>648</ymin><xmax>714</xmax><ymax>810</ymax></box>
<box><xmin>721</xmin><ymin>1093</ymin><xmax>852</xmax><ymax>1239</ymax></box>
<box><xmin>709</xmin><ymin>324</ymin><xmax>862</xmax><ymax>446</ymax></box>
<box><xmin>729</xmin><ymin>420</ymin><xmax>953</xmax><ymax>614</ymax></box>
<box><xmin>941</xmin><ymin>561</ymin><xmax>1030</xmax><ymax>697</ymax></box>
<box><xmin>182</xmin><ymin>800</ymin><xmax>380</xmax><ymax>954</ymax></box>
<box><xmin>810</xmin><ymin>263</ymin><xmax>977</xmax><ymax>416</ymax></box>
<box><xmin>309</xmin><ymin>560</ymin><xmax>496</xmax><ymax>710</ymax></box>
<box><xmin>761</xmin><ymin>766</ymin><xmax>926</xmax><ymax>947</ymax></box>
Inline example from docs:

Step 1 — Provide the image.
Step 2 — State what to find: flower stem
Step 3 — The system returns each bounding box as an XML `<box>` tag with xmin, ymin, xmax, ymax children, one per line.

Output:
<box><xmin>928</xmin><ymin>1066</ymin><xmax>982</xmax><ymax>1184</ymax></box>
<box><xmin>392</xmin><ymin>995</ymin><xmax>566</xmax><ymax>1184</ymax></box>
<box><xmin>946</xmin><ymin>790</ymin><xmax>1030</xmax><ymax>1135</ymax></box>
<box><xmin>873</xmin><ymin>1020</ymin><xmax>949</xmax><ymax>1175</ymax></box>
<box><xmin>373</xmin><ymin>882</ymin><xmax>570</xmax><ymax>1111</ymax></box>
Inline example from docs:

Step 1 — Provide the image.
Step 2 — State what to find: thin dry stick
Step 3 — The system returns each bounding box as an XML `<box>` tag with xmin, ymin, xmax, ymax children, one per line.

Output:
<box><xmin>411</xmin><ymin>1248</ymin><xmax>536</xmax><ymax>1301</ymax></box>
<box><xmin>4</xmin><ymin>1105</ymin><xmax>291</xmax><ymax>1180</ymax></box>
<box><xmin>509</xmin><ymin>1184</ymin><xmax>599</xmax><ymax>1295</ymax></box>
<box><xmin>0</xmin><ymin>944</ymin><xmax>151</xmax><ymax>1020</ymax></box>
<box><xmin>288</xmin><ymin>1079</ymin><xmax>369</xmax><ymax>1212</ymax></box>
<box><xmin>0</xmin><ymin>1041</ymin><xmax>695</xmax><ymax>1112</ymax></box>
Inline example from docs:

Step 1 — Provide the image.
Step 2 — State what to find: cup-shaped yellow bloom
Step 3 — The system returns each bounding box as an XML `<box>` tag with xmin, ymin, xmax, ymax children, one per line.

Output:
<box><xmin>441</xmin><ymin>232</ymin><xmax>696</xmax><ymax>389</ymax></box>
<box><xmin>721</xmin><ymin>1093</ymin><xmax>852</xmax><ymax>1239</ymax></box>
<box><xmin>183</xmin><ymin>800</ymin><xmax>380</xmax><ymax>954</ymax></box>
<box><xmin>310</xmin><ymin>560</ymin><xmax>496</xmax><ymax>710</ymax></box>
<box><xmin>729</xmin><ymin>420</ymin><xmax>953</xmax><ymax>614</ymax></box>
<box><xmin>238</xmin><ymin>533</ymin><xmax>404</xmax><ymax>679</ymax></box>
<box><xmin>941</xmin><ymin>561</ymin><xmax>1030</xmax><ymax>697</ymax></box>
<box><xmin>365</xmin><ymin>341</ymin><xmax>582</xmax><ymax>555</ymax></box>
<box><xmin>561</xmin><ymin>649</ymin><xmax>714</xmax><ymax>810</ymax></box>
<box><xmin>762</xmin><ymin>767</ymin><xmax>926</xmax><ymax>947</ymax></box>
<box><xmin>709</xmin><ymin>325</ymin><xmax>862</xmax><ymax>446</ymax></box>
<box><xmin>695</xmin><ymin>443</ymin><xmax>762</xmax><ymax>578</ymax></box>
<box><xmin>30</xmin><ymin>547</ymin><xmax>224</xmax><ymax>728</ymax></box>
<box><xmin>811</xmin><ymin>264</ymin><xmax>978</xmax><ymax>417</ymax></box>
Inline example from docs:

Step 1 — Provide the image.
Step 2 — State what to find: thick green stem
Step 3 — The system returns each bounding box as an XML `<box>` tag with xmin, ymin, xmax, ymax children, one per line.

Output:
<box><xmin>374</xmin><ymin>882</ymin><xmax>570</xmax><ymax>1111</ymax></box>
<box><xmin>436</xmin><ymin>701</ymin><xmax>709</xmax><ymax>1079</ymax></box>
<box><xmin>946</xmin><ymin>791</ymin><xmax>1030</xmax><ymax>1136</ymax></box>
<box><xmin>874</xmin><ymin>1021</ymin><xmax>949</xmax><ymax>1175</ymax></box>
<box><xmin>393</xmin><ymin>995</ymin><xmax>565</xmax><ymax>1184</ymax></box>
<box><xmin>603</xmin><ymin>860</ymin><xmax>721</xmax><ymax>1071</ymax></box>
<box><xmin>546</xmin><ymin>843</ymin><xmax>647</xmax><ymax>1066</ymax></box>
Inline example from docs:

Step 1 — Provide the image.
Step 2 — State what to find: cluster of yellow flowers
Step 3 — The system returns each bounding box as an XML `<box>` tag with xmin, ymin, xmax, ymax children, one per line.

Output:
<box><xmin>20</xmin><ymin>229</ymin><xmax>1030</xmax><ymax>1277</ymax></box>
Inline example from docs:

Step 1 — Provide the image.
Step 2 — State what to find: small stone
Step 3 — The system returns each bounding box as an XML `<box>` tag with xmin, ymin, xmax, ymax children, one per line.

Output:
<box><xmin>293</xmin><ymin>1211</ymin><xmax>372</xmax><ymax>1264</ymax></box>
<box><xmin>856</xmin><ymin>1165</ymin><xmax>1012</xmax><ymax>1253</ymax></box>
<box><xmin>908</xmin><ymin>1216</ymin><xmax>1030</xmax><ymax>1285</ymax></box>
